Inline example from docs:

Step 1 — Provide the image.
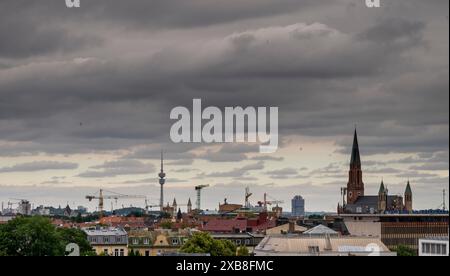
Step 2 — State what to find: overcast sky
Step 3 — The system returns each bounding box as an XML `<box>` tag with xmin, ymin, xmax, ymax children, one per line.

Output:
<box><xmin>0</xmin><ymin>0</ymin><xmax>448</xmax><ymax>212</ymax></box>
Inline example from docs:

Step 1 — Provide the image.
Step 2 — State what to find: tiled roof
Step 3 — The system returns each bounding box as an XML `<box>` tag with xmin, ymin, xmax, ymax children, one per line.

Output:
<box><xmin>203</xmin><ymin>219</ymin><xmax>247</xmax><ymax>232</ymax></box>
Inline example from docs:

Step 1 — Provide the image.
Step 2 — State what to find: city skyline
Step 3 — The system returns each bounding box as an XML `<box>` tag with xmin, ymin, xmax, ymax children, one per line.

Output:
<box><xmin>0</xmin><ymin>0</ymin><xmax>449</xmax><ymax>212</ymax></box>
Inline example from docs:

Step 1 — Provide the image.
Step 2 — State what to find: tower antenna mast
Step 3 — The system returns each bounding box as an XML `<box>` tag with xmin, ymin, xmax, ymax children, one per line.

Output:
<box><xmin>443</xmin><ymin>189</ymin><xmax>447</xmax><ymax>211</ymax></box>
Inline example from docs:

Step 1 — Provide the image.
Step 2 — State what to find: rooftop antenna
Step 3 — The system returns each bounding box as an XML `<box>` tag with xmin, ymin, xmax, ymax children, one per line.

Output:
<box><xmin>443</xmin><ymin>189</ymin><xmax>447</xmax><ymax>212</ymax></box>
<box><xmin>158</xmin><ymin>150</ymin><xmax>166</xmax><ymax>212</ymax></box>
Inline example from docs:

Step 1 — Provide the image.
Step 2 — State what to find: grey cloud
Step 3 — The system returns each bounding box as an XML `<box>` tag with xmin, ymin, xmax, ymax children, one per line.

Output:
<box><xmin>77</xmin><ymin>160</ymin><xmax>155</xmax><ymax>178</ymax></box>
<box><xmin>0</xmin><ymin>161</ymin><xmax>78</xmax><ymax>173</ymax></box>
<box><xmin>409</xmin><ymin>163</ymin><xmax>449</xmax><ymax>171</ymax></box>
<box><xmin>207</xmin><ymin>161</ymin><xmax>264</xmax><ymax>178</ymax></box>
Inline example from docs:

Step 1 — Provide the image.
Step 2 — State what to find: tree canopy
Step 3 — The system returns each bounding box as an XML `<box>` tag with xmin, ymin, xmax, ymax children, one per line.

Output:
<box><xmin>180</xmin><ymin>232</ymin><xmax>237</xmax><ymax>256</ymax></box>
<box><xmin>0</xmin><ymin>216</ymin><xmax>93</xmax><ymax>256</ymax></box>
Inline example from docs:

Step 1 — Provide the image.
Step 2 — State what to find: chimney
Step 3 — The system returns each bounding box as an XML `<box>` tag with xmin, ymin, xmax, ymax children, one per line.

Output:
<box><xmin>288</xmin><ymin>221</ymin><xmax>295</xmax><ymax>233</ymax></box>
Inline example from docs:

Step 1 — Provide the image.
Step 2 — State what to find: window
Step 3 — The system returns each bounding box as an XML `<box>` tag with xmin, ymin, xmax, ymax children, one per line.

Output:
<box><xmin>245</xmin><ymin>239</ymin><xmax>251</xmax><ymax>245</ymax></box>
<box><xmin>442</xmin><ymin>244</ymin><xmax>448</xmax><ymax>255</ymax></box>
<box><xmin>120</xmin><ymin>249</ymin><xmax>125</xmax><ymax>256</ymax></box>
<box><xmin>114</xmin><ymin>249</ymin><xmax>119</xmax><ymax>256</ymax></box>
<box><xmin>103</xmin><ymin>249</ymin><xmax>108</xmax><ymax>255</ymax></box>
<box><xmin>236</xmin><ymin>239</ymin><xmax>242</xmax><ymax>245</ymax></box>
<box><xmin>116</xmin><ymin>237</ymin><xmax>123</xmax><ymax>243</ymax></box>
<box><xmin>132</xmin><ymin>238</ymin><xmax>139</xmax><ymax>245</ymax></box>
<box><xmin>308</xmin><ymin>246</ymin><xmax>320</xmax><ymax>254</ymax></box>
<box><xmin>143</xmin><ymin>238</ymin><xmax>150</xmax><ymax>245</ymax></box>
<box><xmin>103</xmin><ymin>236</ymin><xmax>110</xmax><ymax>244</ymax></box>
<box><xmin>172</xmin><ymin>238</ymin><xmax>179</xmax><ymax>245</ymax></box>
<box><xmin>431</xmin><ymin>244</ymin><xmax>436</xmax><ymax>254</ymax></box>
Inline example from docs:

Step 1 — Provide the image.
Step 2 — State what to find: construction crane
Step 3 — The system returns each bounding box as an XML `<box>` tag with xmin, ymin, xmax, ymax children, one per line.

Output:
<box><xmin>258</xmin><ymin>193</ymin><xmax>284</xmax><ymax>211</ymax></box>
<box><xmin>195</xmin><ymin>184</ymin><xmax>209</xmax><ymax>211</ymax></box>
<box><xmin>245</xmin><ymin>187</ymin><xmax>253</xmax><ymax>208</ymax></box>
<box><xmin>86</xmin><ymin>189</ymin><xmax>146</xmax><ymax>218</ymax></box>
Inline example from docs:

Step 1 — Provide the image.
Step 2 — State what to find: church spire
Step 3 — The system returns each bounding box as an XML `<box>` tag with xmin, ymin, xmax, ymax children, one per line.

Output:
<box><xmin>378</xmin><ymin>180</ymin><xmax>385</xmax><ymax>194</ymax></box>
<box><xmin>350</xmin><ymin>128</ymin><xmax>361</xmax><ymax>167</ymax></box>
<box><xmin>346</xmin><ymin>128</ymin><xmax>364</xmax><ymax>205</ymax></box>
<box><xmin>405</xmin><ymin>180</ymin><xmax>412</xmax><ymax>195</ymax></box>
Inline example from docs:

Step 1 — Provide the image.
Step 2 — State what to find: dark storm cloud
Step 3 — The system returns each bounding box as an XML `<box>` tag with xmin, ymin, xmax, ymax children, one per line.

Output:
<box><xmin>0</xmin><ymin>0</ymin><xmax>448</xmax><ymax>169</ymax></box>
<box><xmin>0</xmin><ymin>161</ymin><xmax>78</xmax><ymax>173</ymax></box>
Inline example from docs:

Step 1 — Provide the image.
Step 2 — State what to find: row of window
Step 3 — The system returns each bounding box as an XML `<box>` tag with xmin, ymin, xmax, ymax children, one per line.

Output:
<box><xmin>421</xmin><ymin>243</ymin><xmax>448</xmax><ymax>255</ymax></box>
<box><xmin>217</xmin><ymin>239</ymin><xmax>252</xmax><ymax>246</ymax></box>
<box><xmin>103</xmin><ymin>248</ymin><xmax>125</xmax><ymax>256</ymax></box>
<box><xmin>89</xmin><ymin>236</ymin><xmax>127</xmax><ymax>244</ymax></box>
<box><xmin>131</xmin><ymin>237</ymin><xmax>187</xmax><ymax>246</ymax></box>
<box><xmin>131</xmin><ymin>238</ymin><xmax>151</xmax><ymax>245</ymax></box>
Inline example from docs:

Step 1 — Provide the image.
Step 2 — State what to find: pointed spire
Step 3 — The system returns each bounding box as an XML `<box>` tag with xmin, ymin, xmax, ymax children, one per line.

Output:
<box><xmin>405</xmin><ymin>180</ymin><xmax>412</xmax><ymax>195</ymax></box>
<box><xmin>350</xmin><ymin>128</ymin><xmax>361</xmax><ymax>167</ymax></box>
<box><xmin>187</xmin><ymin>198</ymin><xmax>192</xmax><ymax>206</ymax></box>
<box><xmin>379</xmin><ymin>180</ymin><xmax>385</xmax><ymax>194</ymax></box>
<box><xmin>173</xmin><ymin>198</ymin><xmax>177</xmax><ymax>206</ymax></box>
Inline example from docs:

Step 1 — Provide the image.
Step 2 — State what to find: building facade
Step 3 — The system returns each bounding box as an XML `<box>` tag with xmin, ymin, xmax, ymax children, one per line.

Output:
<box><xmin>291</xmin><ymin>195</ymin><xmax>305</xmax><ymax>217</ymax></box>
<box><xmin>84</xmin><ymin>227</ymin><xmax>128</xmax><ymax>256</ymax></box>
<box><xmin>340</xmin><ymin>213</ymin><xmax>449</xmax><ymax>252</ymax></box>
<box><xmin>418</xmin><ymin>237</ymin><xmax>449</xmax><ymax>256</ymax></box>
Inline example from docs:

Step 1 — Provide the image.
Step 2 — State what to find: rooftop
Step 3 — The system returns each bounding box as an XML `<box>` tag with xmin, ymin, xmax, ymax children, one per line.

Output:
<box><xmin>83</xmin><ymin>228</ymin><xmax>128</xmax><ymax>236</ymax></box>
<box><xmin>255</xmin><ymin>236</ymin><xmax>394</xmax><ymax>256</ymax></box>
<box><xmin>303</xmin><ymin>224</ymin><xmax>338</xmax><ymax>236</ymax></box>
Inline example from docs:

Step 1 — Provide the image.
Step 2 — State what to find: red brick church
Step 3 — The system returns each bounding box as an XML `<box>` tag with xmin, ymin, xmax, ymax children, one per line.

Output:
<box><xmin>338</xmin><ymin>130</ymin><xmax>413</xmax><ymax>214</ymax></box>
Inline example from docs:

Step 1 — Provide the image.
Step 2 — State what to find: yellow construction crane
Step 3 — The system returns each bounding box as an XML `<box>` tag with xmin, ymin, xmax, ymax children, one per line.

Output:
<box><xmin>86</xmin><ymin>189</ymin><xmax>146</xmax><ymax>218</ymax></box>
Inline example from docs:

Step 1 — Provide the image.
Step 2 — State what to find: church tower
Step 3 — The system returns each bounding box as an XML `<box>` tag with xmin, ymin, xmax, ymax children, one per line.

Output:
<box><xmin>404</xmin><ymin>181</ymin><xmax>413</xmax><ymax>213</ymax></box>
<box><xmin>347</xmin><ymin>129</ymin><xmax>365</xmax><ymax>204</ymax></box>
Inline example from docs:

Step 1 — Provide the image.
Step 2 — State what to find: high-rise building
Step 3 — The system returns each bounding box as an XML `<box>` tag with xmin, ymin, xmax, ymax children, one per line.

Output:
<box><xmin>291</xmin><ymin>195</ymin><xmax>305</xmax><ymax>217</ymax></box>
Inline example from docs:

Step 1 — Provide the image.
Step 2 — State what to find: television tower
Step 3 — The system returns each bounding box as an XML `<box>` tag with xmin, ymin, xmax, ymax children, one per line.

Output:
<box><xmin>159</xmin><ymin>151</ymin><xmax>166</xmax><ymax>212</ymax></box>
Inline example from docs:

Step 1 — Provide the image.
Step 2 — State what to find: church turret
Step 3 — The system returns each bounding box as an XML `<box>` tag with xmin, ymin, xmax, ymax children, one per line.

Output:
<box><xmin>187</xmin><ymin>198</ymin><xmax>192</xmax><ymax>213</ymax></box>
<box><xmin>172</xmin><ymin>198</ymin><xmax>178</xmax><ymax>218</ymax></box>
<box><xmin>378</xmin><ymin>180</ymin><xmax>387</xmax><ymax>213</ymax></box>
<box><xmin>347</xmin><ymin>129</ymin><xmax>364</xmax><ymax>204</ymax></box>
<box><xmin>404</xmin><ymin>181</ymin><xmax>413</xmax><ymax>213</ymax></box>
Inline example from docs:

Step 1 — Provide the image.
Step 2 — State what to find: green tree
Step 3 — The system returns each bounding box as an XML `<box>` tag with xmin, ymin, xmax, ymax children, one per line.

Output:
<box><xmin>180</xmin><ymin>232</ymin><xmax>237</xmax><ymax>256</ymax></box>
<box><xmin>237</xmin><ymin>246</ymin><xmax>250</xmax><ymax>256</ymax></box>
<box><xmin>57</xmin><ymin>227</ymin><xmax>94</xmax><ymax>256</ymax></box>
<box><xmin>160</xmin><ymin>220</ymin><xmax>173</xmax><ymax>229</ymax></box>
<box><xmin>0</xmin><ymin>216</ymin><xmax>63</xmax><ymax>256</ymax></box>
<box><xmin>395</xmin><ymin>245</ymin><xmax>417</xmax><ymax>256</ymax></box>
